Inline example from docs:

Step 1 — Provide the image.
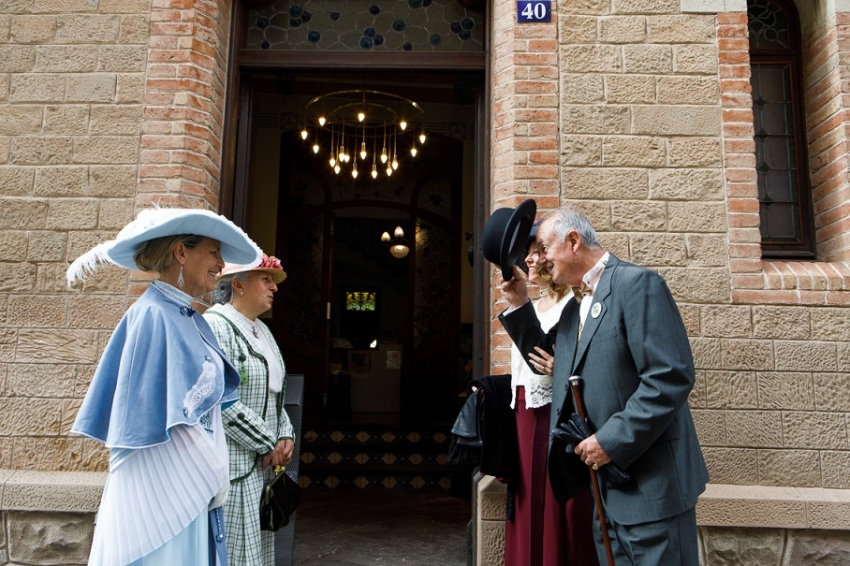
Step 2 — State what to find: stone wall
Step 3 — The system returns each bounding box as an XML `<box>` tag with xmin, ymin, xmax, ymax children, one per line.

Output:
<box><xmin>0</xmin><ymin>0</ymin><xmax>152</xmax><ymax>472</ymax></box>
<box><xmin>0</xmin><ymin>0</ymin><xmax>235</xmax><ymax>472</ymax></box>
<box><xmin>474</xmin><ymin>477</ymin><xmax>850</xmax><ymax>565</ymax></box>
<box><xmin>490</xmin><ymin>0</ymin><xmax>850</xmax><ymax>491</ymax></box>
<box><xmin>0</xmin><ymin>469</ymin><xmax>102</xmax><ymax>565</ymax></box>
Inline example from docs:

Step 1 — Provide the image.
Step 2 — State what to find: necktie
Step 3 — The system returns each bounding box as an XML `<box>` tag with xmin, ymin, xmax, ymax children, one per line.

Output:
<box><xmin>571</xmin><ymin>283</ymin><xmax>592</xmax><ymax>338</ymax></box>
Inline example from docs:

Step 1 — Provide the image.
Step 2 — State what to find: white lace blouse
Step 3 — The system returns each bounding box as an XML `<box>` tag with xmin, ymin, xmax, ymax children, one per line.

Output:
<box><xmin>510</xmin><ymin>293</ymin><xmax>570</xmax><ymax>410</ymax></box>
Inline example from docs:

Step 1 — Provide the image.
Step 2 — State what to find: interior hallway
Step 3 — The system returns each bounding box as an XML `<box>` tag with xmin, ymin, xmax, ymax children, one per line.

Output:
<box><xmin>291</xmin><ymin>488</ymin><xmax>471</xmax><ymax>565</ymax></box>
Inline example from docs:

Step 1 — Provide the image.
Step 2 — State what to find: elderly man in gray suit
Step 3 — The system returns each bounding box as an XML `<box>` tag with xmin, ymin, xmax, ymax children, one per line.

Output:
<box><xmin>498</xmin><ymin>205</ymin><xmax>708</xmax><ymax>565</ymax></box>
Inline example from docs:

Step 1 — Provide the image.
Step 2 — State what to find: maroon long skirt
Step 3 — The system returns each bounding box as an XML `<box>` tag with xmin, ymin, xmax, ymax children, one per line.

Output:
<box><xmin>504</xmin><ymin>387</ymin><xmax>599</xmax><ymax>566</ymax></box>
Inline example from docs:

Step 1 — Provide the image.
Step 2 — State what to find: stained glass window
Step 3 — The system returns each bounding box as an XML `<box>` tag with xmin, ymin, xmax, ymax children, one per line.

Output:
<box><xmin>346</xmin><ymin>291</ymin><xmax>377</xmax><ymax>311</ymax></box>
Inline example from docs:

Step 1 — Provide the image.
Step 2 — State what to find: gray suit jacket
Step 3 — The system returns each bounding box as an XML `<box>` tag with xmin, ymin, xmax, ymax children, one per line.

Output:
<box><xmin>499</xmin><ymin>254</ymin><xmax>708</xmax><ymax>526</ymax></box>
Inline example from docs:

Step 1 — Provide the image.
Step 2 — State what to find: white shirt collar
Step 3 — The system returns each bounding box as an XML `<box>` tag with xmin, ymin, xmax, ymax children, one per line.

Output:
<box><xmin>582</xmin><ymin>252</ymin><xmax>610</xmax><ymax>293</ymax></box>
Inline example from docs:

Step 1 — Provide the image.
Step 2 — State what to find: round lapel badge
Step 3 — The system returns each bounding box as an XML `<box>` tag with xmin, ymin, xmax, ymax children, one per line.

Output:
<box><xmin>591</xmin><ymin>302</ymin><xmax>602</xmax><ymax>319</ymax></box>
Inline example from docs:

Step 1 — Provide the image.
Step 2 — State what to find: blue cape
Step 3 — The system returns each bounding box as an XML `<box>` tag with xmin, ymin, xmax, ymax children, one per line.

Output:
<box><xmin>72</xmin><ymin>285</ymin><xmax>241</xmax><ymax>449</ymax></box>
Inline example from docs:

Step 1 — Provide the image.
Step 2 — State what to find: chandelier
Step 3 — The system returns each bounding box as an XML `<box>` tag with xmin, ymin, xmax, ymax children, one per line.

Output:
<box><xmin>381</xmin><ymin>225</ymin><xmax>410</xmax><ymax>259</ymax></box>
<box><xmin>301</xmin><ymin>89</ymin><xmax>426</xmax><ymax>180</ymax></box>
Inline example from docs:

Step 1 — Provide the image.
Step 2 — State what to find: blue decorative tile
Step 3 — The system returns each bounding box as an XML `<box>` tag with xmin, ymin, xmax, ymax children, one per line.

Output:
<box><xmin>248</xmin><ymin>0</ymin><xmax>484</xmax><ymax>52</ymax></box>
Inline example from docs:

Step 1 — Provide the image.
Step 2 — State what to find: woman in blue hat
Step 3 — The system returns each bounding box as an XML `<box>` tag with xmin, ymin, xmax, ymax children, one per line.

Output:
<box><xmin>67</xmin><ymin>207</ymin><xmax>263</xmax><ymax>566</ymax></box>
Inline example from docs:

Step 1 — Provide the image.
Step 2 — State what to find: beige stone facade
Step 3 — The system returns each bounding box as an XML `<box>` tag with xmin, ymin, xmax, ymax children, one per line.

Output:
<box><xmin>1</xmin><ymin>0</ymin><xmax>850</xmax><ymax>564</ymax></box>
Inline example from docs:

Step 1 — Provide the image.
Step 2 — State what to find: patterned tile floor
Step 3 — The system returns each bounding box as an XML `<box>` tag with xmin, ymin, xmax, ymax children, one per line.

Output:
<box><xmin>292</xmin><ymin>488</ymin><xmax>471</xmax><ymax>565</ymax></box>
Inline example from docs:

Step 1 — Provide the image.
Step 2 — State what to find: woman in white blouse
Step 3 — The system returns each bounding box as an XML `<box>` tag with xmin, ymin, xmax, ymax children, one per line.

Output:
<box><xmin>505</xmin><ymin>227</ymin><xmax>598</xmax><ymax>566</ymax></box>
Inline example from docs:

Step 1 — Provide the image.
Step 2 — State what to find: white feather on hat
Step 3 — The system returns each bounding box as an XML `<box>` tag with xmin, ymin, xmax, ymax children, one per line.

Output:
<box><xmin>66</xmin><ymin>207</ymin><xmax>263</xmax><ymax>286</ymax></box>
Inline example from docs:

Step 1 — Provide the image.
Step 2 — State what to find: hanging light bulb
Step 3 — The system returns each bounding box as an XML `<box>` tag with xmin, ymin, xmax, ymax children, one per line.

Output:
<box><xmin>410</xmin><ymin>147</ymin><xmax>417</xmax><ymax>157</ymax></box>
<box><xmin>313</xmin><ymin>143</ymin><xmax>320</xmax><ymax>154</ymax></box>
<box><xmin>318</xmin><ymin>116</ymin><xmax>326</xmax><ymax>126</ymax></box>
<box><xmin>371</xmin><ymin>163</ymin><xmax>378</xmax><ymax>179</ymax></box>
<box><xmin>334</xmin><ymin>164</ymin><xmax>341</xmax><ymax>174</ymax></box>
<box><xmin>381</xmin><ymin>124</ymin><xmax>388</xmax><ymax>164</ymax></box>
<box><xmin>381</xmin><ymin>231</ymin><xmax>391</xmax><ymax>243</ymax></box>
<box><xmin>360</xmin><ymin>141</ymin><xmax>367</xmax><ymax>161</ymax></box>
<box><xmin>419</xmin><ymin>131</ymin><xmax>426</xmax><ymax>144</ymax></box>
<box><xmin>399</xmin><ymin>119</ymin><xmax>407</xmax><ymax>131</ymax></box>
<box><xmin>358</xmin><ymin>110</ymin><xmax>365</xmax><ymax>122</ymax></box>
<box><xmin>394</xmin><ymin>225</ymin><xmax>404</xmax><ymax>238</ymax></box>
<box><xmin>392</xmin><ymin>130</ymin><xmax>398</xmax><ymax>170</ymax></box>
<box><xmin>301</xmin><ymin>129</ymin><xmax>308</xmax><ymax>140</ymax></box>
<box><xmin>390</xmin><ymin>242</ymin><xmax>409</xmax><ymax>258</ymax></box>
<box><xmin>386</xmin><ymin>166</ymin><xmax>393</xmax><ymax>177</ymax></box>
<box><xmin>329</xmin><ymin>156</ymin><xmax>336</xmax><ymax>167</ymax></box>
<box><xmin>352</xmin><ymin>168</ymin><xmax>358</xmax><ymax>179</ymax></box>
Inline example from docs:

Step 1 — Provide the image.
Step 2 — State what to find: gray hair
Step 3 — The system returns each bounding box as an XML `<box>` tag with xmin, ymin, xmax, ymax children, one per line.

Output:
<box><xmin>543</xmin><ymin>205</ymin><xmax>601</xmax><ymax>249</ymax></box>
<box><xmin>211</xmin><ymin>271</ymin><xmax>251</xmax><ymax>305</ymax></box>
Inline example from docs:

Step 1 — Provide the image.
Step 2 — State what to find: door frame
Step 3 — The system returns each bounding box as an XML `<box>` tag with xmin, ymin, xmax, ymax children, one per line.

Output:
<box><xmin>219</xmin><ymin>0</ymin><xmax>493</xmax><ymax>392</ymax></box>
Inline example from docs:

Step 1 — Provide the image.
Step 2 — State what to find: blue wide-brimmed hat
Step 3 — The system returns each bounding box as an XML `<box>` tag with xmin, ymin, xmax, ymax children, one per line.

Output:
<box><xmin>66</xmin><ymin>207</ymin><xmax>262</xmax><ymax>286</ymax></box>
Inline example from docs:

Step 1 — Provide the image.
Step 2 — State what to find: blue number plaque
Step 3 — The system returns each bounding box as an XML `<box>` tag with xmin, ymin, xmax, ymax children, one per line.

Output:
<box><xmin>517</xmin><ymin>1</ymin><xmax>551</xmax><ymax>23</ymax></box>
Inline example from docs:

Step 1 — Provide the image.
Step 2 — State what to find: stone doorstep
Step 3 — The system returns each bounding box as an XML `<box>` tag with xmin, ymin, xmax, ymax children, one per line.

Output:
<box><xmin>3</xmin><ymin>470</ymin><xmax>850</xmax><ymax>530</ymax></box>
<box><xmin>476</xmin><ymin>477</ymin><xmax>850</xmax><ymax>531</ymax></box>
<box><xmin>698</xmin><ymin>483</ymin><xmax>850</xmax><ymax>530</ymax></box>
<box><xmin>0</xmin><ymin>470</ymin><xmax>106</xmax><ymax>513</ymax></box>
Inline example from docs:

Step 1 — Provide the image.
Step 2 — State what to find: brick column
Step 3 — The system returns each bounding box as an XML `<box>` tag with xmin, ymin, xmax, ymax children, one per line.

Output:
<box><xmin>489</xmin><ymin>0</ymin><xmax>560</xmax><ymax>372</ymax></box>
<box><xmin>138</xmin><ymin>0</ymin><xmax>233</xmax><ymax>210</ymax></box>
<box><xmin>805</xmin><ymin>13</ymin><xmax>850</xmax><ymax>262</ymax></box>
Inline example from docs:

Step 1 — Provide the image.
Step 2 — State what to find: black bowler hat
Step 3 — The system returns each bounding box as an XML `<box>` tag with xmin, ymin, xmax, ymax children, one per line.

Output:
<box><xmin>526</xmin><ymin>225</ymin><xmax>538</xmax><ymax>251</ymax></box>
<box><xmin>481</xmin><ymin>199</ymin><xmax>537</xmax><ymax>280</ymax></box>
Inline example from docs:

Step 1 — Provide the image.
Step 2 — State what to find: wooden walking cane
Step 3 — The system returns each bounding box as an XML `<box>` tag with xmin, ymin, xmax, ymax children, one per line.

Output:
<box><xmin>569</xmin><ymin>374</ymin><xmax>616</xmax><ymax>566</ymax></box>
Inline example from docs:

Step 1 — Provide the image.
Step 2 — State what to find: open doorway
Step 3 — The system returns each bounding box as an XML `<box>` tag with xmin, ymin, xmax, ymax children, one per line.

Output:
<box><xmin>236</xmin><ymin>71</ymin><xmax>482</xmax><ymax>428</ymax></box>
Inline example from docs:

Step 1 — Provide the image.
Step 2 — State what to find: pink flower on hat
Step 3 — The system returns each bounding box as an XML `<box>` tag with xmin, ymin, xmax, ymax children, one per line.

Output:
<box><xmin>258</xmin><ymin>254</ymin><xmax>282</xmax><ymax>270</ymax></box>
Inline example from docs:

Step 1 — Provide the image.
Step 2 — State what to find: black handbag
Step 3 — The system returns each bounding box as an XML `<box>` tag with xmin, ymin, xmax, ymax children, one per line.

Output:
<box><xmin>551</xmin><ymin>413</ymin><xmax>632</xmax><ymax>489</ymax></box>
<box><xmin>259</xmin><ymin>467</ymin><xmax>302</xmax><ymax>531</ymax></box>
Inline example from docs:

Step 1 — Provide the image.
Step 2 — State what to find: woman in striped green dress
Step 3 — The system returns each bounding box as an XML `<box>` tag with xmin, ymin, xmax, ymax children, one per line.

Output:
<box><xmin>205</xmin><ymin>254</ymin><xmax>295</xmax><ymax>566</ymax></box>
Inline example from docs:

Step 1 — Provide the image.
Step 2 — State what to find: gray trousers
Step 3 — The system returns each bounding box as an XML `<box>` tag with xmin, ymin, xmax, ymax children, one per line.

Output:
<box><xmin>592</xmin><ymin>505</ymin><xmax>699</xmax><ymax>565</ymax></box>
